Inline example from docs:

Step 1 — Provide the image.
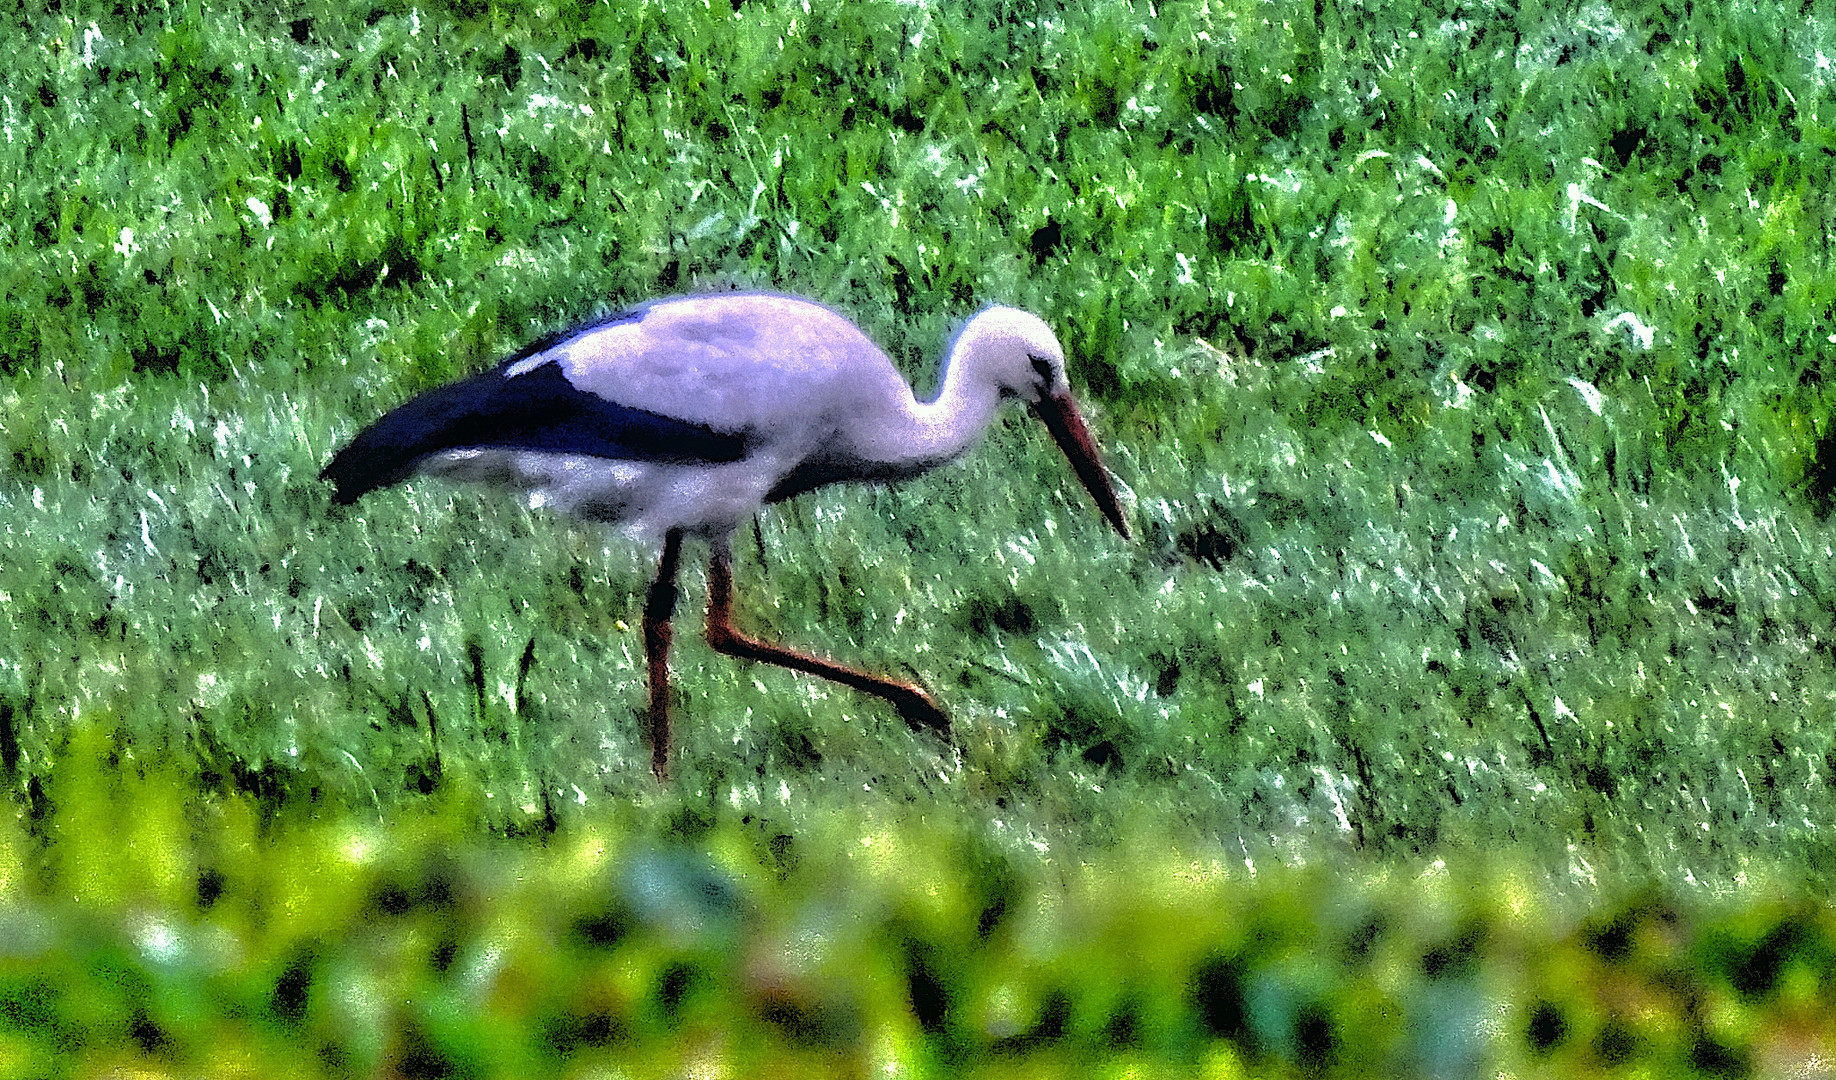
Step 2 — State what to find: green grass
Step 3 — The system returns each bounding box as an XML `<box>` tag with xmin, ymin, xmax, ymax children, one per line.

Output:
<box><xmin>4</xmin><ymin>0</ymin><xmax>1836</xmax><ymax>1073</ymax></box>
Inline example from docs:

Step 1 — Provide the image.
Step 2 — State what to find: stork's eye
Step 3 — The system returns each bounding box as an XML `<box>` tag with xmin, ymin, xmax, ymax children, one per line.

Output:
<box><xmin>1028</xmin><ymin>354</ymin><xmax>1054</xmax><ymax>382</ymax></box>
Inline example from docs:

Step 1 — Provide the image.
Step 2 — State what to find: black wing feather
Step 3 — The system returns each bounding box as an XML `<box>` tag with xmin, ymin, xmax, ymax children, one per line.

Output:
<box><xmin>321</xmin><ymin>359</ymin><xmax>746</xmax><ymax>505</ymax></box>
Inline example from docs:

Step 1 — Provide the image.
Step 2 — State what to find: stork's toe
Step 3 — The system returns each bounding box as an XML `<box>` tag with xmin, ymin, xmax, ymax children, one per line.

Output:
<box><xmin>883</xmin><ymin>683</ymin><xmax>951</xmax><ymax>736</ymax></box>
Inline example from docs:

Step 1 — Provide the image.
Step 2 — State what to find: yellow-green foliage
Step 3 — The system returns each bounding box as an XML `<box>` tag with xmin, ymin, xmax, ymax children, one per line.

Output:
<box><xmin>4</xmin><ymin>743</ymin><xmax>1835</xmax><ymax>1079</ymax></box>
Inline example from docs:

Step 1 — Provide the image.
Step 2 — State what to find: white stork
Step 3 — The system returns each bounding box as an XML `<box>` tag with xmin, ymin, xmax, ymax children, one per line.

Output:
<box><xmin>322</xmin><ymin>292</ymin><xmax>1129</xmax><ymax>779</ymax></box>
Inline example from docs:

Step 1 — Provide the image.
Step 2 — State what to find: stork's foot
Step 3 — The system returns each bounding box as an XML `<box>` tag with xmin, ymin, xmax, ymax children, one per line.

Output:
<box><xmin>878</xmin><ymin>682</ymin><xmax>951</xmax><ymax>736</ymax></box>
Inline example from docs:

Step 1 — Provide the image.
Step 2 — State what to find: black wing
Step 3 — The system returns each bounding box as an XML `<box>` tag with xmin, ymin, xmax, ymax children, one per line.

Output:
<box><xmin>321</xmin><ymin>359</ymin><xmax>747</xmax><ymax>505</ymax></box>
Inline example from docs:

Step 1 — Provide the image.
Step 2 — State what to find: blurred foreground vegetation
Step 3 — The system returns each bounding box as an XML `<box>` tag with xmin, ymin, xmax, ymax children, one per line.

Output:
<box><xmin>4</xmin><ymin>734</ymin><xmax>1835</xmax><ymax>1079</ymax></box>
<box><xmin>6</xmin><ymin>0</ymin><xmax>1836</xmax><ymax>1072</ymax></box>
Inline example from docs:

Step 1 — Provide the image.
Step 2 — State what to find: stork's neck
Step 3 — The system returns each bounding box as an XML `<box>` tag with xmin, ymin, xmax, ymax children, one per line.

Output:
<box><xmin>878</xmin><ymin>344</ymin><xmax>1003</xmax><ymax>472</ymax></box>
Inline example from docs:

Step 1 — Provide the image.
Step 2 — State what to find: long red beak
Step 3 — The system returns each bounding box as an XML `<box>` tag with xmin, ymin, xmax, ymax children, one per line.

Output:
<box><xmin>1032</xmin><ymin>390</ymin><xmax>1131</xmax><ymax>539</ymax></box>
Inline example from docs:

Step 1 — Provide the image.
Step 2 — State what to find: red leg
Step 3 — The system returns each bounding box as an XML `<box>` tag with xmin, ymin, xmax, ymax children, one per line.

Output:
<box><xmin>702</xmin><ymin>539</ymin><xmax>950</xmax><ymax>735</ymax></box>
<box><xmin>642</xmin><ymin>529</ymin><xmax>684</xmax><ymax>780</ymax></box>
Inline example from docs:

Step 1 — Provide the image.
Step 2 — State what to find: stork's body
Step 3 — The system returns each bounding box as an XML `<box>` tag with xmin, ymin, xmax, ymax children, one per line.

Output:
<box><xmin>323</xmin><ymin>292</ymin><xmax>1128</xmax><ymax>778</ymax></box>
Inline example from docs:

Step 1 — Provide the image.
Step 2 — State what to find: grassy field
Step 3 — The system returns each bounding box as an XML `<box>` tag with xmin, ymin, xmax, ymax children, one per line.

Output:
<box><xmin>4</xmin><ymin>0</ymin><xmax>1836</xmax><ymax>1074</ymax></box>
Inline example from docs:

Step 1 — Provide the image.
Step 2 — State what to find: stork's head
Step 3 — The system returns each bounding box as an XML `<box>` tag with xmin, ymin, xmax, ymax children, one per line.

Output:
<box><xmin>955</xmin><ymin>307</ymin><xmax>1131</xmax><ymax>539</ymax></box>
<box><xmin>953</xmin><ymin>307</ymin><xmax>1067</xmax><ymax>402</ymax></box>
